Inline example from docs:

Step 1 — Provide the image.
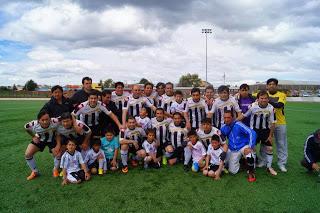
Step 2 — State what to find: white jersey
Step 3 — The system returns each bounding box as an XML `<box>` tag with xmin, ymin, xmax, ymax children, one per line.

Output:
<box><xmin>123</xmin><ymin>95</ymin><xmax>153</xmax><ymax>117</ymax></box>
<box><xmin>144</xmin><ymin>91</ymin><xmax>157</xmax><ymax>117</ymax></box>
<box><xmin>84</xmin><ymin>148</ymin><xmax>106</xmax><ymax>166</ymax></box>
<box><xmin>73</xmin><ymin>101</ymin><xmax>111</xmax><ymax>127</ymax></box>
<box><xmin>197</xmin><ymin>127</ymin><xmax>226</xmax><ymax>149</ymax></box>
<box><xmin>170</xmin><ymin>100</ymin><xmax>187</xmax><ymax>114</ymax></box>
<box><xmin>207</xmin><ymin>144</ymin><xmax>224</xmax><ymax>165</ymax></box>
<box><xmin>160</xmin><ymin>94</ymin><xmax>175</xmax><ymax>113</ymax></box>
<box><xmin>60</xmin><ymin>150</ymin><xmax>84</xmax><ymax>173</ymax></box>
<box><xmin>142</xmin><ymin>140</ymin><xmax>157</xmax><ymax>154</ymax></box>
<box><xmin>111</xmin><ymin>91</ymin><xmax>130</xmax><ymax>111</ymax></box>
<box><xmin>151</xmin><ymin>117</ymin><xmax>171</xmax><ymax>146</ymax></box>
<box><xmin>185</xmin><ymin>98</ymin><xmax>209</xmax><ymax>129</ymax></box>
<box><xmin>211</xmin><ymin>96</ymin><xmax>241</xmax><ymax>129</ymax></box>
<box><xmin>57</xmin><ymin>120</ymin><xmax>91</xmax><ymax>139</ymax></box>
<box><xmin>189</xmin><ymin>141</ymin><xmax>206</xmax><ymax>163</ymax></box>
<box><xmin>244</xmin><ymin>102</ymin><xmax>276</xmax><ymax>130</ymax></box>
<box><xmin>168</xmin><ymin>122</ymin><xmax>188</xmax><ymax>148</ymax></box>
<box><xmin>24</xmin><ymin>118</ymin><xmax>59</xmax><ymax>143</ymax></box>
<box><xmin>135</xmin><ymin>116</ymin><xmax>152</xmax><ymax>131</ymax></box>
<box><xmin>120</xmin><ymin>127</ymin><xmax>146</xmax><ymax>144</ymax></box>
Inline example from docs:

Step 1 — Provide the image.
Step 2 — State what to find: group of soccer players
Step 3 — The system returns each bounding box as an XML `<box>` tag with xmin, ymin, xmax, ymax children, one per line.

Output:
<box><xmin>24</xmin><ymin>77</ymin><xmax>289</xmax><ymax>184</ymax></box>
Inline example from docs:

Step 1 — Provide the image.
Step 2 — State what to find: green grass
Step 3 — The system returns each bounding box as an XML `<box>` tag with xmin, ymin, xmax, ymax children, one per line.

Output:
<box><xmin>0</xmin><ymin>100</ymin><xmax>320</xmax><ymax>212</ymax></box>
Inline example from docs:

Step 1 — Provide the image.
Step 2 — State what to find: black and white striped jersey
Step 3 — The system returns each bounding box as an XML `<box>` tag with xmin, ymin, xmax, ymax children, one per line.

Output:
<box><xmin>211</xmin><ymin>96</ymin><xmax>241</xmax><ymax>129</ymax></box>
<box><xmin>168</xmin><ymin>123</ymin><xmax>188</xmax><ymax>148</ymax></box>
<box><xmin>60</xmin><ymin>150</ymin><xmax>84</xmax><ymax>173</ymax></box>
<box><xmin>144</xmin><ymin>91</ymin><xmax>157</xmax><ymax>117</ymax></box>
<box><xmin>184</xmin><ymin>98</ymin><xmax>209</xmax><ymax>129</ymax></box>
<box><xmin>160</xmin><ymin>94</ymin><xmax>175</xmax><ymax>114</ymax></box>
<box><xmin>24</xmin><ymin>118</ymin><xmax>59</xmax><ymax>143</ymax></box>
<box><xmin>57</xmin><ymin>120</ymin><xmax>91</xmax><ymax>140</ymax></box>
<box><xmin>111</xmin><ymin>91</ymin><xmax>130</xmax><ymax>111</ymax></box>
<box><xmin>123</xmin><ymin>95</ymin><xmax>153</xmax><ymax>118</ymax></box>
<box><xmin>170</xmin><ymin>100</ymin><xmax>187</xmax><ymax>114</ymax></box>
<box><xmin>244</xmin><ymin>102</ymin><xmax>276</xmax><ymax>130</ymax></box>
<box><xmin>73</xmin><ymin>101</ymin><xmax>111</xmax><ymax>127</ymax></box>
<box><xmin>151</xmin><ymin>117</ymin><xmax>171</xmax><ymax>146</ymax></box>
<box><xmin>120</xmin><ymin>127</ymin><xmax>146</xmax><ymax>144</ymax></box>
<box><xmin>197</xmin><ymin>127</ymin><xmax>226</xmax><ymax>149</ymax></box>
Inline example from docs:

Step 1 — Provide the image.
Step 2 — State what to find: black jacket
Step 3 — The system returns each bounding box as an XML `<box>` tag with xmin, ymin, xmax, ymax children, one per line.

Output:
<box><xmin>41</xmin><ymin>96</ymin><xmax>74</xmax><ymax>118</ymax></box>
<box><xmin>304</xmin><ymin>133</ymin><xmax>320</xmax><ymax>164</ymax></box>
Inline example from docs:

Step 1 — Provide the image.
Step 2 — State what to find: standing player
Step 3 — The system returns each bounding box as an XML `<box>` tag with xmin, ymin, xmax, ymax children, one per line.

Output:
<box><xmin>160</xmin><ymin>82</ymin><xmax>175</xmax><ymax>115</ymax></box>
<box><xmin>24</xmin><ymin>110</ymin><xmax>60</xmax><ymax>180</ymax></box>
<box><xmin>111</xmin><ymin>81</ymin><xmax>130</xmax><ymax>121</ymax></box>
<box><xmin>241</xmin><ymin>90</ymin><xmax>277</xmax><ymax>176</ymax></box>
<box><xmin>266</xmin><ymin>78</ymin><xmax>288</xmax><ymax>172</ymax></box>
<box><xmin>209</xmin><ymin>85</ymin><xmax>242</xmax><ymax>129</ymax></box>
<box><xmin>155</xmin><ymin>82</ymin><xmax>165</xmax><ymax>107</ymax></box>
<box><xmin>70</xmin><ymin>77</ymin><xmax>98</xmax><ymax>106</ymax></box>
<box><xmin>143</xmin><ymin>82</ymin><xmax>157</xmax><ymax>118</ymax></box>
<box><xmin>237</xmin><ymin>84</ymin><xmax>255</xmax><ymax>127</ymax></box>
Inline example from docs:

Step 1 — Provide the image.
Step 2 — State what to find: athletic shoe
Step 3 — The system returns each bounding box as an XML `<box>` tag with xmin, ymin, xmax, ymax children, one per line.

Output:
<box><xmin>183</xmin><ymin>164</ymin><xmax>190</xmax><ymax>172</ymax></box>
<box><xmin>59</xmin><ymin>171</ymin><xmax>63</xmax><ymax>177</ymax></box>
<box><xmin>162</xmin><ymin>156</ymin><xmax>167</xmax><ymax>165</ymax></box>
<box><xmin>53</xmin><ymin>168</ymin><xmax>59</xmax><ymax>177</ymax></box>
<box><xmin>267</xmin><ymin>167</ymin><xmax>278</xmax><ymax>176</ymax></box>
<box><xmin>131</xmin><ymin>159</ymin><xmax>138</xmax><ymax>167</ymax></box>
<box><xmin>98</xmin><ymin>168</ymin><xmax>103</xmax><ymax>175</ymax></box>
<box><xmin>223</xmin><ymin>168</ymin><xmax>229</xmax><ymax>174</ymax></box>
<box><xmin>153</xmin><ymin>162</ymin><xmax>161</xmax><ymax>169</ymax></box>
<box><xmin>27</xmin><ymin>171</ymin><xmax>39</xmax><ymax>180</ymax></box>
<box><xmin>122</xmin><ymin>166</ymin><xmax>128</xmax><ymax>174</ymax></box>
<box><xmin>247</xmin><ymin>172</ymin><xmax>256</xmax><ymax>182</ymax></box>
<box><xmin>279</xmin><ymin>166</ymin><xmax>287</xmax><ymax>173</ymax></box>
<box><xmin>256</xmin><ymin>161</ymin><xmax>265</xmax><ymax>168</ymax></box>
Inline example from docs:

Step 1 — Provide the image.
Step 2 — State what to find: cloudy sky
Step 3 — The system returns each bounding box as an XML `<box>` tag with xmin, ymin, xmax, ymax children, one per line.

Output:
<box><xmin>0</xmin><ymin>0</ymin><xmax>319</xmax><ymax>86</ymax></box>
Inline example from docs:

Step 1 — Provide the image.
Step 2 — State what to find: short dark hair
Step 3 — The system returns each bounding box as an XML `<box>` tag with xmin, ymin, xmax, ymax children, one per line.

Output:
<box><xmin>114</xmin><ymin>81</ymin><xmax>124</xmax><ymax>88</ymax></box>
<box><xmin>51</xmin><ymin>85</ymin><xmax>63</xmax><ymax>93</ymax></box>
<box><xmin>60</xmin><ymin>112</ymin><xmax>72</xmax><ymax>120</ymax></box>
<box><xmin>174</xmin><ymin>90</ymin><xmax>183</xmax><ymax>96</ymax></box>
<box><xmin>218</xmin><ymin>85</ymin><xmax>229</xmax><ymax>94</ymax></box>
<box><xmin>201</xmin><ymin>118</ymin><xmax>212</xmax><ymax>124</ymax></box>
<box><xmin>105</xmin><ymin>128</ymin><xmax>115</xmax><ymax>135</ymax></box>
<box><xmin>144</xmin><ymin>82</ymin><xmax>154</xmax><ymax>88</ymax></box>
<box><xmin>127</xmin><ymin>116</ymin><xmax>136</xmax><ymax>122</ymax></box>
<box><xmin>257</xmin><ymin>90</ymin><xmax>269</xmax><ymax>98</ymax></box>
<box><xmin>155</xmin><ymin>108</ymin><xmax>164</xmax><ymax>113</ymax></box>
<box><xmin>37</xmin><ymin>110</ymin><xmax>49</xmax><ymax>120</ymax></box>
<box><xmin>224</xmin><ymin>110</ymin><xmax>233</xmax><ymax>116</ymax></box>
<box><xmin>187</xmin><ymin>129</ymin><xmax>198</xmax><ymax>137</ymax></box>
<box><xmin>145</xmin><ymin>128</ymin><xmax>155</xmax><ymax>135</ymax></box>
<box><xmin>239</xmin><ymin>84</ymin><xmax>249</xmax><ymax>90</ymax></box>
<box><xmin>101</xmin><ymin>89</ymin><xmax>112</xmax><ymax>96</ymax></box>
<box><xmin>205</xmin><ymin>85</ymin><xmax>214</xmax><ymax>92</ymax></box>
<box><xmin>92</xmin><ymin>138</ymin><xmax>101</xmax><ymax>146</ymax></box>
<box><xmin>266</xmin><ymin>78</ymin><xmax>278</xmax><ymax>85</ymax></box>
<box><xmin>191</xmin><ymin>87</ymin><xmax>201</xmax><ymax>94</ymax></box>
<box><xmin>67</xmin><ymin>139</ymin><xmax>77</xmax><ymax>145</ymax></box>
<box><xmin>156</xmin><ymin>82</ymin><xmax>165</xmax><ymax>89</ymax></box>
<box><xmin>165</xmin><ymin>82</ymin><xmax>174</xmax><ymax>88</ymax></box>
<box><xmin>211</xmin><ymin>134</ymin><xmax>220</xmax><ymax>142</ymax></box>
<box><xmin>82</xmin><ymin>77</ymin><xmax>92</xmax><ymax>84</ymax></box>
<box><xmin>89</xmin><ymin>90</ymin><xmax>99</xmax><ymax>97</ymax></box>
<box><xmin>172</xmin><ymin>112</ymin><xmax>182</xmax><ymax>118</ymax></box>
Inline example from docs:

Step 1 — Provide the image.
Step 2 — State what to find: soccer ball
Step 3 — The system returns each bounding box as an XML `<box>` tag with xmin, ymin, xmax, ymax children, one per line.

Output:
<box><xmin>192</xmin><ymin>162</ymin><xmax>199</xmax><ymax>172</ymax></box>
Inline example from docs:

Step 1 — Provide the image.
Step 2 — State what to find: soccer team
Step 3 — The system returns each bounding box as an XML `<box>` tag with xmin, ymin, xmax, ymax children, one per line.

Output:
<box><xmin>24</xmin><ymin>77</ymin><xmax>291</xmax><ymax>185</ymax></box>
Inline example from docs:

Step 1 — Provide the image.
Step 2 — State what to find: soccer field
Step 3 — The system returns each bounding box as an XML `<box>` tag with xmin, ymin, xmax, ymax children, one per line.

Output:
<box><xmin>0</xmin><ymin>101</ymin><xmax>319</xmax><ymax>212</ymax></box>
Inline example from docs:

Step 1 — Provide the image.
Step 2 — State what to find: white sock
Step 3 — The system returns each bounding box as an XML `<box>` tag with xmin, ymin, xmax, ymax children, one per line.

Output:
<box><xmin>26</xmin><ymin>156</ymin><xmax>38</xmax><ymax>172</ymax></box>
<box><xmin>121</xmin><ymin>150</ymin><xmax>128</xmax><ymax>166</ymax></box>
<box><xmin>184</xmin><ymin>147</ymin><xmax>192</xmax><ymax>165</ymax></box>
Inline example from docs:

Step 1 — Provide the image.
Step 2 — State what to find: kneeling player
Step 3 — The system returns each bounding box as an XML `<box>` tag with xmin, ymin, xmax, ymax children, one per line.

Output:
<box><xmin>120</xmin><ymin>116</ymin><xmax>146</xmax><ymax>173</ymax></box>
<box><xmin>84</xmin><ymin>139</ymin><xmax>107</xmax><ymax>175</ymax></box>
<box><xmin>101</xmin><ymin>129</ymin><xmax>119</xmax><ymax>171</ymax></box>
<box><xmin>187</xmin><ymin>130</ymin><xmax>206</xmax><ymax>172</ymax></box>
<box><xmin>61</xmin><ymin>140</ymin><xmax>90</xmax><ymax>185</ymax></box>
<box><xmin>203</xmin><ymin>134</ymin><xmax>227</xmax><ymax>180</ymax></box>
<box><xmin>24</xmin><ymin>110</ymin><xmax>60</xmax><ymax>180</ymax></box>
<box><xmin>142</xmin><ymin>129</ymin><xmax>160</xmax><ymax>169</ymax></box>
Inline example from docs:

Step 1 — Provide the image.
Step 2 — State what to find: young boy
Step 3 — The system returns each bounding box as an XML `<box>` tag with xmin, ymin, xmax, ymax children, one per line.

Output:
<box><xmin>142</xmin><ymin>129</ymin><xmax>160</xmax><ymax>169</ymax></box>
<box><xmin>187</xmin><ymin>130</ymin><xmax>206</xmax><ymax>173</ymax></box>
<box><xmin>237</xmin><ymin>84</ymin><xmax>255</xmax><ymax>127</ymax></box>
<box><xmin>203</xmin><ymin>134</ymin><xmax>226</xmax><ymax>180</ymax></box>
<box><xmin>101</xmin><ymin>129</ymin><xmax>119</xmax><ymax>171</ymax></box>
<box><xmin>169</xmin><ymin>90</ymin><xmax>187</xmax><ymax>115</ymax></box>
<box><xmin>209</xmin><ymin>85</ymin><xmax>242</xmax><ymax>129</ymax></box>
<box><xmin>60</xmin><ymin>139</ymin><xmax>90</xmax><ymax>185</ymax></box>
<box><xmin>167</xmin><ymin>112</ymin><xmax>190</xmax><ymax>170</ymax></box>
<box><xmin>24</xmin><ymin>110</ymin><xmax>60</xmax><ymax>180</ymax></box>
<box><xmin>241</xmin><ymin>90</ymin><xmax>277</xmax><ymax>176</ymax></box>
<box><xmin>197</xmin><ymin>118</ymin><xmax>226</xmax><ymax>150</ymax></box>
<box><xmin>120</xmin><ymin>116</ymin><xmax>146</xmax><ymax>173</ymax></box>
<box><xmin>184</xmin><ymin>87</ymin><xmax>209</xmax><ymax>130</ymax></box>
<box><xmin>84</xmin><ymin>139</ymin><xmax>107</xmax><ymax>175</ymax></box>
<box><xmin>135</xmin><ymin>107</ymin><xmax>152</xmax><ymax>131</ymax></box>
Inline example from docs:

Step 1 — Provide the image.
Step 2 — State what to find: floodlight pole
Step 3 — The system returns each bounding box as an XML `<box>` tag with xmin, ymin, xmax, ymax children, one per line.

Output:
<box><xmin>202</xmin><ymin>28</ymin><xmax>212</xmax><ymax>85</ymax></box>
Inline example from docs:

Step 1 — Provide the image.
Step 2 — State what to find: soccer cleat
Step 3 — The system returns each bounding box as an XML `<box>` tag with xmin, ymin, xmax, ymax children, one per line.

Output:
<box><xmin>162</xmin><ymin>156</ymin><xmax>167</xmax><ymax>165</ymax></box>
<box><xmin>223</xmin><ymin>168</ymin><xmax>229</xmax><ymax>174</ymax></box>
<box><xmin>53</xmin><ymin>168</ymin><xmax>59</xmax><ymax>177</ymax></box>
<box><xmin>27</xmin><ymin>171</ymin><xmax>39</xmax><ymax>180</ymax></box>
<box><xmin>279</xmin><ymin>166</ymin><xmax>287</xmax><ymax>173</ymax></box>
<box><xmin>131</xmin><ymin>160</ymin><xmax>138</xmax><ymax>167</ymax></box>
<box><xmin>267</xmin><ymin>167</ymin><xmax>278</xmax><ymax>176</ymax></box>
<box><xmin>153</xmin><ymin>162</ymin><xmax>161</xmax><ymax>169</ymax></box>
<box><xmin>59</xmin><ymin>171</ymin><xmax>63</xmax><ymax>177</ymax></box>
<box><xmin>98</xmin><ymin>168</ymin><xmax>103</xmax><ymax>175</ymax></box>
<box><xmin>183</xmin><ymin>164</ymin><xmax>190</xmax><ymax>172</ymax></box>
<box><xmin>122</xmin><ymin>166</ymin><xmax>128</xmax><ymax>174</ymax></box>
<box><xmin>247</xmin><ymin>173</ymin><xmax>256</xmax><ymax>182</ymax></box>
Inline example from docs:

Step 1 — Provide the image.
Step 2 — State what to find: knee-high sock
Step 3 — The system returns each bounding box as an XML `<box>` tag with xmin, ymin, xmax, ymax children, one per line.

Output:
<box><xmin>184</xmin><ymin>147</ymin><xmax>192</xmax><ymax>165</ymax></box>
<box><xmin>26</xmin><ymin>156</ymin><xmax>38</xmax><ymax>172</ymax></box>
<box><xmin>246</xmin><ymin>153</ymin><xmax>256</xmax><ymax>172</ymax></box>
<box><xmin>121</xmin><ymin>150</ymin><xmax>128</xmax><ymax>166</ymax></box>
<box><xmin>98</xmin><ymin>158</ymin><xmax>104</xmax><ymax>169</ymax></box>
<box><xmin>54</xmin><ymin>156</ymin><xmax>61</xmax><ymax>169</ymax></box>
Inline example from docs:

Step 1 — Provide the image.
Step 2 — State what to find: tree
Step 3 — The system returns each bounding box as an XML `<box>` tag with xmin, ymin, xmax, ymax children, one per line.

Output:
<box><xmin>102</xmin><ymin>79</ymin><xmax>114</xmax><ymax>89</ymax></box>
<box><xmin>24</xmin><ymin>79</ymin><xmax>38</xmax><ymax>91</ymax></box>
<box><xmin>178</xmin><ymin>73</ymin><xmax>202</xmax><ymax>87</ymax></box>
<box><xmin>138</xmin><ymin>78</ymin><xmax>150</xmax><ymax>85</ymax></box>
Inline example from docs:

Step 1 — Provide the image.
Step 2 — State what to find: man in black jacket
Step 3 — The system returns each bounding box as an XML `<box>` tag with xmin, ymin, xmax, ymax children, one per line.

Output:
<box><xmin>301</xmin><ymin>129</ymin><xmax>320</xmax><ymax>173</ymax></box>
<box><xmin>100</xmin><ymin>90</ymin><xmax>120</xmax><ymax>137</ymax></box>
<box><xmin>70</xmin><ymin>76</ymin><xmax>100</xmax><ymax>106</ymax></box>
<box><xmin>41</xmin><ymin>85</ymin><xmax>73</xmax><ymax>118</ymax></box>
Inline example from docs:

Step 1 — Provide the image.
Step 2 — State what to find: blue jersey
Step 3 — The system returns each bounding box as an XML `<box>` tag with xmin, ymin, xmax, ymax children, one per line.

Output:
<box><xmin>221</xmin><ymin>121</ymin><xmax>256</xmax><ymax>151</ymax></box>
<box><xmin>101</xmin><ymin>136</ymin><xmax>119</xmax><ymax>159</ymax></box>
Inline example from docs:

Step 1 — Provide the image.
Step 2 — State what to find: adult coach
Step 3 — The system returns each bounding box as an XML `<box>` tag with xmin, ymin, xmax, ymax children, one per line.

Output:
<box><xmin>301</xmin><ymin>129</ymin><xmax>320</xmax><ymax>173</ymax></box>
<box><xmin>266</xmin><ymin>78</ymin><xmax>288</xmax><ymax>172</ymax></box>
<box><xmin>41</xmin><ymin>85</ymin><xmax>73</xmax><ymax>118</ymax></box>
<box><xmin>70</xmin><ymin>77</ymin><xmax>98</xmax><ymax>106</ymax></box>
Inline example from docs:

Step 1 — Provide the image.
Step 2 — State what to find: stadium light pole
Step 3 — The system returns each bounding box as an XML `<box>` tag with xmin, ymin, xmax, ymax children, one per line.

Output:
<box><xmin>202</xmin><ymin>28</ymin><xmax>212</xmax><ymax>85</ymax></box>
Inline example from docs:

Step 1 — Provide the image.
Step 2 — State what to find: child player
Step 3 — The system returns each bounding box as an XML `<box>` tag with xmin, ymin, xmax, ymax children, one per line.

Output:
<box><xmin>203</xmin><ymin>134</ymin><xmax>226</xmax><ymax>180</ymax></box>
<box><xmin>101</xmin><ymin>129</ymin><xmax>119</xmax><ymax>171</ymax></box>
<box><xmin>142</xmin><ymin>129</ymin><xmax>160</xmax><ymax>169</ymax></box>
<box><xmin>135</xmin><ymin>107</ymin><xmax>152</xmax><ymax>131</ymax></box>
<box><xmin>24</xmin><ymin>110</ymin><xmax>60</xmax><ymax>180</ymax></box>
<box><xmin>84</xmin><ymin>139</ymin><xmax>107</xmax><ymax>175</ymax></box>
<box><xmin>169</xmin><ymin>90</ymin><xmax>187</xmax><ymax>115</ymax></box>
<box><xmin>187</xmin><ymin>130</ymin><xmax>206</xmax><ymax>173</ymax></box>
<box><xmin>60</xmin><ymin>139</ymin><xmax>90</xmax><ymax>185</ymax></box>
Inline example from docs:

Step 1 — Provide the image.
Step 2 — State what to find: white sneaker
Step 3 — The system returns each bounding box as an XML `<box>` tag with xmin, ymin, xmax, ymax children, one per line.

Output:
<box><xmin>279</xmin><ymin>166</ymin><xmax>287</xmax><ymax>172</ymax></box>
<box><xmin>256</xmin><ymin>161</ymin><xmax>265</xmax><ymax>168</ymax></box>
<box><xmin>267</xmin><ymin>167</ymin><xmax>278</xmax><ymax>176</ymax></box>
